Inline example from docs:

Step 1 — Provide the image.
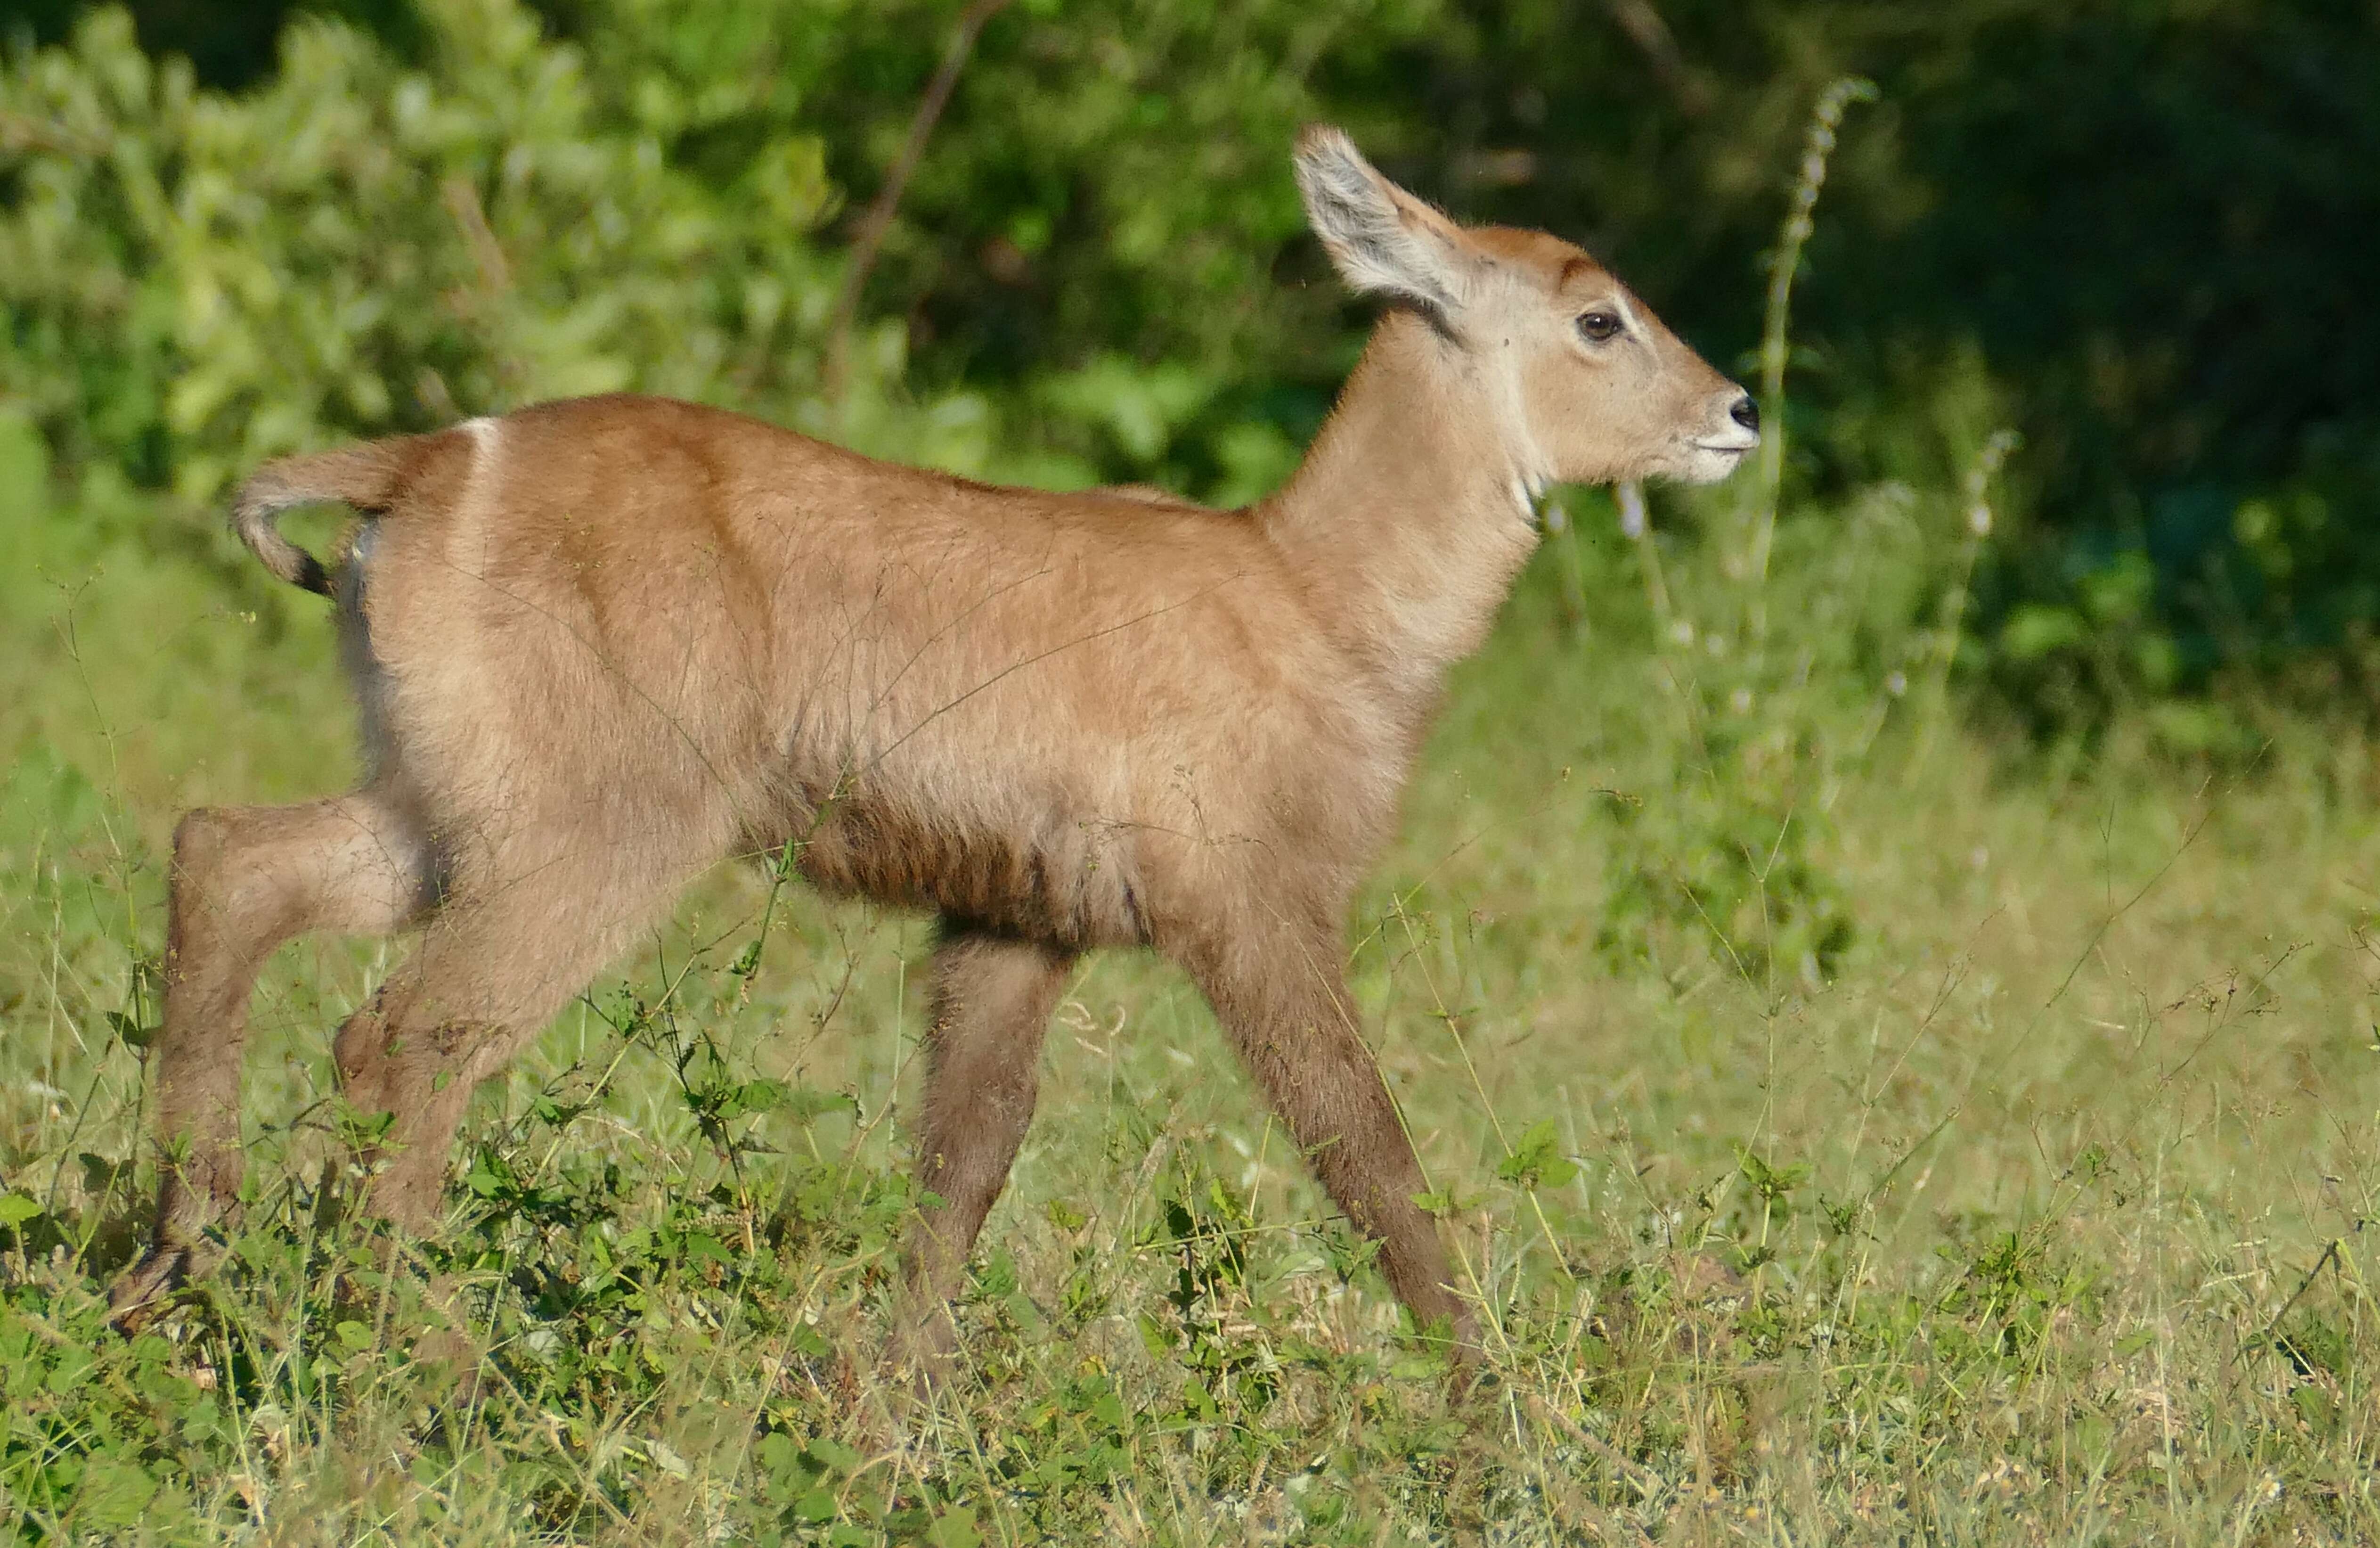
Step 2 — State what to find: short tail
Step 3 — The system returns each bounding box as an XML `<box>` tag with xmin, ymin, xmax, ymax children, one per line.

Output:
<box><xmin>231</xmin><ymin>439</ymin><xmax>418</xmax><ymax>597</ymax></box>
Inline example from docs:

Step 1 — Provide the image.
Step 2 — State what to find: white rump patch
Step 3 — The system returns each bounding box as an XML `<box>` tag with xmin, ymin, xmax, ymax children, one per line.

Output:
<box><xmin>463</xmin><ymin>415</ymin><xmax>499</xmax><ymax>467</ymax></box>
<box><xmin>1510</xmin><ymin>469</ymin><xmax>1549</xmax><ymax>530</ymax></box>
<box><xmin>456</xmin><ymin>416</ymin><xmax>503</xmax><ymax>571</ymax></box>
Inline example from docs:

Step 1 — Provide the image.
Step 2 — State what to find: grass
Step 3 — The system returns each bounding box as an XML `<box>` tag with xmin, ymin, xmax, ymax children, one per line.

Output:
<box><xmin>2</xmin><ymin>389</ymin><xmax>2377</xmax><ymax>1546</ymax></box>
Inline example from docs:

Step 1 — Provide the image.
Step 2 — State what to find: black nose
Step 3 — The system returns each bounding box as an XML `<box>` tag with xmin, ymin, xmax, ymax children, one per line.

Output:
<box><xmin>1730</xmin><ymin>395</ymin><xmax>1760</xmax><ymax>432</ymax></box>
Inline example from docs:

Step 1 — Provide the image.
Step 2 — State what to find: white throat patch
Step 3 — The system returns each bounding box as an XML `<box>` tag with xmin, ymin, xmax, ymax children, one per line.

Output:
<box><xmin>1510</xmin><ymin>470</ymin><xmax>1549</xmax><ymax>530</ymax></box>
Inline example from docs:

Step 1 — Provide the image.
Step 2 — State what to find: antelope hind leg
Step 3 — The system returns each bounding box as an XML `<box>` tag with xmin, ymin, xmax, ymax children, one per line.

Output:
<box><xmin>888</xmin><ymin>926</ymin><xmax>1076</xmax><ymax>1390</ymax></box>
<box><xmin>112</xmin><ymin>790</ymin><xmax>429</xmax><ymax>1329</ymax></box>
<box><xmin>332</xmin><ymin>840</ymin><xmax>690</xmax><ymax>1235</ymax></box>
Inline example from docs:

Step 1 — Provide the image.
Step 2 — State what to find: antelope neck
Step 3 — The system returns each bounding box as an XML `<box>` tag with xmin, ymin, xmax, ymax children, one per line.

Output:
<box><xmin>1258</xmin><ymin>311</ymin><xmax>1546</xmax><ymax>712</ymax></box>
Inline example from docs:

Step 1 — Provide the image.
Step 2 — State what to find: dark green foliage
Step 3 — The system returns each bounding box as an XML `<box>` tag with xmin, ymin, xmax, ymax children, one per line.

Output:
<box><xmin>6</xmin><ymin>0</ymin><xmax>2377</xmax><ymax>717</ymax></box>
<box><xmin>6</xmin><ymin>0</ymin><xmax>429</xmax><ymax>91</ymax></box>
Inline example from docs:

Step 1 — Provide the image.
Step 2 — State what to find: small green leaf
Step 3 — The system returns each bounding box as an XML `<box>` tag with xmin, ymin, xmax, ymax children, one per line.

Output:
<box><xmin>784</xmin><ymin>1085</ymin><xmax>859</xmax><ymax>1122</ymax></box>
<box><xmin>927</xmin><ymin>1506</ymin><xmax>983</xmax><ymax>1548</ymax></box>
<box><xmin>755</xmin><ymin>1430</ymin><xmax>802</xmax><ymax>1485</ymax></box>
<box><xmin>0</xmin><ymin>1193</ymin><xmax>41</xmax><ymax>1228</ymax></box>
<box><xmin>1495</xmin><ymin>1120</ymin><xmax>1581</xmax><ymax>1191</ymax></box>
<box><xmin>68</xmin><ymin>1457</ymin><xmax>158</xmax><ymax>1529</ymax></box>
<box><xmin>715</xmin><ymin>1078</ymin><xmax>788</xmax><ymax>1120</ymax></box>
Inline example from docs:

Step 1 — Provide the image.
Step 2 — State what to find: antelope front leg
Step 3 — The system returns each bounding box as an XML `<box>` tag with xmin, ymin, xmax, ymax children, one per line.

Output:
<box><xmin>891</xmin><ymin>927</ymin><xmax>1076</xmax><ymax>1384</ymax></box>
<box><xmin>1189</xmin><ymin>930</ymin><xmax>1478</xmax><ymax>1373</ymax></box>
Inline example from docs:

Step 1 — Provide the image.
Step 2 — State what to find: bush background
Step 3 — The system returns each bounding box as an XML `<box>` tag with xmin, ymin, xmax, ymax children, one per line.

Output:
<box><xmin>8</xmin><ymin>0</ymin><xmax>2379</xmax><ymax>729</ymax></box>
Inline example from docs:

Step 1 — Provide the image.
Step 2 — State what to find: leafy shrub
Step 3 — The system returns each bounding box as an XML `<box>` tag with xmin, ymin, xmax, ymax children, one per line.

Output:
<box><xmin>0</xmin><ymin>0</ymin><xmax>1042</xmax><ymax>525</ymax></box>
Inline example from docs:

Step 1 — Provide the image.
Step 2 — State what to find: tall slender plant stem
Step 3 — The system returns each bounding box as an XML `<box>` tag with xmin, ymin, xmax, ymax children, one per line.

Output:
<box><xmin>1748</xmin><ymin>76</ymin><xmax>1875</xmax><ymax>640</ymax></box>
<box><xmin>822</xmin><ymin>0</ymin><xmax>1014</xmax><ymax>406</ymax></box>
<box><xmin>1618</xmin><ymin>481</ymin><xmax>1673</xmax><ymax>630</ymax></box>
<box><xmin>1915</xmin><ymin>428</ymin><xmax>2020</xmax><ymax>765</ymax></box>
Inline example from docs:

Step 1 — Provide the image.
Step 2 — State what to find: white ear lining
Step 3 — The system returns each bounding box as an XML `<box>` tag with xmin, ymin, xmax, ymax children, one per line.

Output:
<box><xmin>1294</xmin><ymin>131</ymin><xmax>1467</xmax><ymax>314</ymax></box>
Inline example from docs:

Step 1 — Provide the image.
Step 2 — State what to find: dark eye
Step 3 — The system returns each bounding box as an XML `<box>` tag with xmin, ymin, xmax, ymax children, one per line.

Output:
<box><xmin>1577</xmin><ymin>310</ymin><xmax>1624</xmax><ymax>343</ymax></box>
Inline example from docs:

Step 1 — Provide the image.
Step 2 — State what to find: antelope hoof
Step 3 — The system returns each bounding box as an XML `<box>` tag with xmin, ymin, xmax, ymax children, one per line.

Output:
<box><xmin>106</xmin><ymin>1240</ymin><xmax>208</xmax><ymax>1333</ymax></box>
<box><xmin>1444</xmin><ymin>1343</ymin><xmax>1489</xmax><ymax>1405</ymax></box>
<box><xmin>883</xmin><ymin>1319</ymin><xmax>961</xmax><ymax>1408</ymax></box>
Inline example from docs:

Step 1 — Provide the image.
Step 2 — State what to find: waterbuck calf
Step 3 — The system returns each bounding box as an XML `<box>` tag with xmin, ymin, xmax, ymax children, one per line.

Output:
<box><xmin>111</xmin><ymin>128</ymin><xmax>1758</xmax><ymax>1376</ymax></box>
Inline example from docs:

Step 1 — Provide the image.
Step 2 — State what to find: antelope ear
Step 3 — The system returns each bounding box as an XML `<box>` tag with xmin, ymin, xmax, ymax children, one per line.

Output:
<box><xmin>1293</xmin><ymin>126</ymin><xmax>1472</xmax><ymax>315</ymax></box>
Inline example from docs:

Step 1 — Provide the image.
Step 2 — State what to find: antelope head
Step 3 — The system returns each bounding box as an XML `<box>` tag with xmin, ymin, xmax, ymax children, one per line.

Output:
<box><xmin>1293</xmin><ymin>126</ymin><xmax>1759</xmax><ymax>495</ymax></box>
